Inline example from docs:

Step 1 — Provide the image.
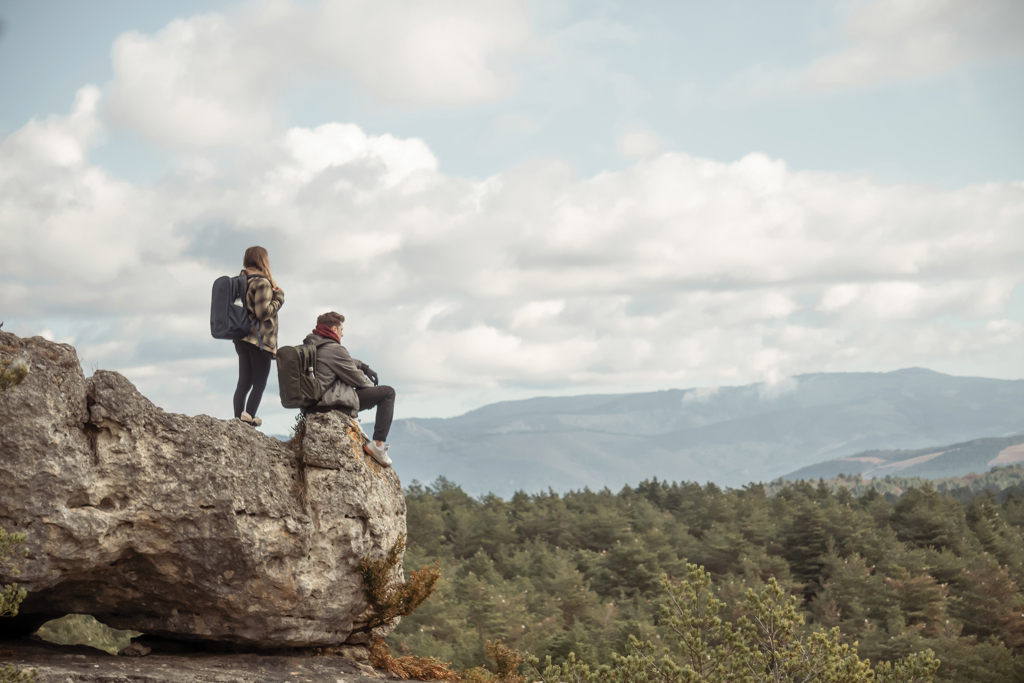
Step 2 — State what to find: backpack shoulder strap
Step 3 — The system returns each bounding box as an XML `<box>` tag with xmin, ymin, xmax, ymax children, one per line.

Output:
<box><xmin>305</xmin><ymin>343</ymin><xmax>318</xmax><ymax>374</ymax></box>
<box><xmin>235</xmin><ymin>272</ymin><xmax>248</xmax><ymax>299</ymax></box>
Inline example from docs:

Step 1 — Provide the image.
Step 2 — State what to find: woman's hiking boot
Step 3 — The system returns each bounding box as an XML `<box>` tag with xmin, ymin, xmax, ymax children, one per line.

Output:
<box><xmin>364</xmin><ymin>441</ymin><xmax>392</xmax><ymax>467</ymax></box>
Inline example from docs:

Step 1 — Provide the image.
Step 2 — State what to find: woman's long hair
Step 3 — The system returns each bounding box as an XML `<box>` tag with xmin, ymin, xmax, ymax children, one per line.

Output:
<box><xmin>243</xmin><ymin>246</ymin><xmax>277</xmax><ymax>289</ymax></box>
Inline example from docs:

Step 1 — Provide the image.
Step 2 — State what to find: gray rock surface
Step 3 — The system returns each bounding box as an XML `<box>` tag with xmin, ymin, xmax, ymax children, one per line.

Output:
<box><xmin>2</xmin><ymin>638</ymin><xmax>387</xmax><ymax>683</ymax></box>
<box><xmin>0</xmin><ymin>331</ymin><xmax>407</xmax><ymax>649</ymax></box>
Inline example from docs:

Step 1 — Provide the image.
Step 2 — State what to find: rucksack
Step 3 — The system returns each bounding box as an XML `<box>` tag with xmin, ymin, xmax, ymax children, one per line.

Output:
<box><xmin>210</xmin><ymin>273</ymin><xmax>264</xmax><ymax>349</ymax></box>
<box><xmin>277</xmin><ymin>344</ymin><xmax>324</xmax><ymax>409</ymax></box>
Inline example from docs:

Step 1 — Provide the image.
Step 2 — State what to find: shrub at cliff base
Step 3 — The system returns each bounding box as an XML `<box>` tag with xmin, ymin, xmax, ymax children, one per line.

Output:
<box><xmin>358</xmin><ymin>535</ymin><xmax>458</xmax><ymax>681</ymax></box>
<box><xmin>463</xmin><ymin>640</ymin><xmax>528</xmax><ymax>683</ymax></box>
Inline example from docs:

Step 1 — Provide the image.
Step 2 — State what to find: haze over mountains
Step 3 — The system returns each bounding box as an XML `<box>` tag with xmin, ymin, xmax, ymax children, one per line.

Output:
<box><xmin>388</xmin><ymin>368</ymin><xmax>1024</xmax><ymax>497</ymax></box>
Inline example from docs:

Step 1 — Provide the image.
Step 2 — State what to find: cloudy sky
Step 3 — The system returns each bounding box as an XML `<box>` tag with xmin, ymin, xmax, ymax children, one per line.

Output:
<box><xmin>1</xmin><ymin>0</ymin><xmax>1023</xmax><ymax>436</ymax></box>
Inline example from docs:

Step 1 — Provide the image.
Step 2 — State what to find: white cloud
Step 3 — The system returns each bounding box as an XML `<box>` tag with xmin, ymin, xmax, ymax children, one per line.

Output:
<box><xmin>511</xmin><ymin>300</ymin><xmax>566</xmax><ymax>328</ymax></box>
<box><xmin>34</xmin><ymin>329</ymin><xmax>75</xmax><ymax>345</ymax></box>
<box><xmin>817</xmin><ymin>278</ymin><xmax>1016</xmax><ymax>321</ymax></box>
<box><xmin>1</xmin><ymin>86</ymin><xmax>101</xmax><ymax>168</ymax></box>
<box><xmin>267</xmin><ymin>123</ymin><xmax>438</xmax><ymax>202</ymax></box>
<box><xmin>758</xmin><ymin>373</ymin><xmax>798</xmax><ymax>399</ymax></box>
<box><xmin>617</xmin><ymin>129</ymin><xmax>661</xmax><ymax>159</ymax></box>
<box><xmin>80</xmin><ymin>340</ymin><xmax>136</xmax><ymax>363</ymax></box>
<box><xmin>804</xmin><ymin>0</ymin><xmax>1024</xmax><ymax>90</ymax></box>
<box><xmin>0</xmin><ymin>87</ymin><xmax>188</xmax><ymax>287</ymax></box>
<box><xmin>307</xmin><ymin>0</ymin><xmax>531</xmax><ymax>106</ymax></box>
<box><xmin>3</xmin><ymin>86</ymin><xmax>1024</xmax><ymax>430</ymax></box>
<box><xmin>682</xmin><ymin>386</ymin><xmax>719</xmax><ymax>404</ymax></box>
<box><xmin>109</xmin><ymin>13</ymin><xmax>285</xmax><ymax>147</ymax></box>
<box><xmin>818</xmin><ymin>284</ymin><xmax>861</xmax><ymax>313</ymax></box>
<box><xmin>985</xmin><ymin>319</ymin><xmax>1024</xmax><ymax>345</ymax></box>
<box><xmin>106</xmin><ymin>0</ymin><xmax>532</xmax><ymax>148</ymax></box>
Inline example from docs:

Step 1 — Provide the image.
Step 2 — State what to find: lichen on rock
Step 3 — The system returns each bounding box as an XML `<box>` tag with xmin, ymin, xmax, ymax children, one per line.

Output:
<box><xmin>0</xmin><ymin>331</ymin><xmax>406</xmax><ymax>649</ymax></box>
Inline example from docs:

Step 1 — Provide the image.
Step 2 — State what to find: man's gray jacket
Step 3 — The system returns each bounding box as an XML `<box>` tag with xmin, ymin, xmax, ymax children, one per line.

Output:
<box><xmin>303</xmin><ymin>332</ymin><xmax>373</xmax><ymax>415</ymax></box>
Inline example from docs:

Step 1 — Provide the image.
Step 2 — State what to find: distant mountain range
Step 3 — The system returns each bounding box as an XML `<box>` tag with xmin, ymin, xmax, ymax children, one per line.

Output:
<box><xmin>783</xmin><ymin>433</ymin><xmax>1024</xmax><ymax>481</ymax></box>
<box><xmin>387</xmin><ymin>368</ymin><xmax>1024</xmax><ymax>497</ymax></box>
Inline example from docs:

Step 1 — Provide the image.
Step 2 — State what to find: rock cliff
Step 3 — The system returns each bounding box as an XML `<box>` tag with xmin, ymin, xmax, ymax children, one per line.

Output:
<box><xmin>0</xmin><ymin>331</ymin><xmax>406</xmax><ymax>649</ymax></box>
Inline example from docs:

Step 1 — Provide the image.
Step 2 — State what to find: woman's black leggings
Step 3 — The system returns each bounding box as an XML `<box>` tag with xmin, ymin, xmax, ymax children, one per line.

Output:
<box><xmin>233</xmin><ymin>341</ymin><xmax>273</xmax><ymax>418</ymax></box>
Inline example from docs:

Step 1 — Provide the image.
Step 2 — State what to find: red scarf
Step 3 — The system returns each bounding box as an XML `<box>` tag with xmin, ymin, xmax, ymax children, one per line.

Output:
<box><xmin>313</xmin><ymin>324</ymin><xmax>340</xmax><ymax>343</ymax></box>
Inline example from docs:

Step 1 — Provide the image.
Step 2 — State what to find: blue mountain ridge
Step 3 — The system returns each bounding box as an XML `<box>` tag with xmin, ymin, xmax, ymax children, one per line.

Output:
<box><xmin>782</xmin><ymin>433</ymin><xmax>1024</xmax><ymax>482</ymax></box>
<box><xmin>385</xmin><ymin>368</ymin><xmax>1024</xmax><ymax>497</ymax></box>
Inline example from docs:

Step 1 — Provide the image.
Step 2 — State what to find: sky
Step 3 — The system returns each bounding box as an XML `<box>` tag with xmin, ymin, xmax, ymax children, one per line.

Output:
<box><xmin>1</xmin><ymin>0</ymin><xmax>1023</xmax><ymax>437</ymax></box>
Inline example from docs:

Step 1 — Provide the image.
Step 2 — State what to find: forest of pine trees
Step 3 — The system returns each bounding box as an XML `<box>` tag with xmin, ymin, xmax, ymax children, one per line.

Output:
<box><xmin>393</xmin><ymin>467</ymin><xmax>1024</xmax><ymax>683</ymax></box>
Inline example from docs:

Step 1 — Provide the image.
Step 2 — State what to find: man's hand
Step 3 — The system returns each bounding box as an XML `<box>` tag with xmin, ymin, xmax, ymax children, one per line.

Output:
<box><xmin>364</xmin><ymin>367</ymin><xmax>379</xmax><ymax>386</ymax></box>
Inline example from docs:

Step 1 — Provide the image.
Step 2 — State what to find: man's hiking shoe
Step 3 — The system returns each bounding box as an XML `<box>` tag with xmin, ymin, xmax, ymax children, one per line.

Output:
<box><xmin>364</xmin><ymin>441</ymin><xmax>393</xmax><ymax>467</ymax></box>
<box><xmin>239</xmin><ymin>412</ymin><xmax>262</xmax><ymax>427</ymax></box>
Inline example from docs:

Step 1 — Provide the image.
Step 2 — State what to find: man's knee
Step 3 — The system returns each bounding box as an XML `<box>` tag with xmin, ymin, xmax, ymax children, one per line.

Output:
<box><xmin>383</xmin><ymin>385</ymin><xmax>395</xmax><ymax>400</ymax></box>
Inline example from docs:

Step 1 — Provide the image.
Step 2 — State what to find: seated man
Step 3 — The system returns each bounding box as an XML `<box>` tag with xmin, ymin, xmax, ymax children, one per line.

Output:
<box><xmin>304</xmin><ymin>311</ymin><xmax>395</xmax><ymax>467</ymax></box>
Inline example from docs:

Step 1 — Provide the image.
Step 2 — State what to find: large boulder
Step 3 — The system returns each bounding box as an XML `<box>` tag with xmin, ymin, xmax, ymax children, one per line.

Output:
<box><xmin>0</xmin><ymin>331</ymin><xmax>406</xmax><ymax>649</ymax></box>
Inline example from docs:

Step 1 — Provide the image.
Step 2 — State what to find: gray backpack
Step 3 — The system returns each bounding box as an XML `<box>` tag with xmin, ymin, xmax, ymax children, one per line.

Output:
<box><xmin>277</xmin><ymin>344</ymin><xmax>323</xmax><ymax>409</ymax></box>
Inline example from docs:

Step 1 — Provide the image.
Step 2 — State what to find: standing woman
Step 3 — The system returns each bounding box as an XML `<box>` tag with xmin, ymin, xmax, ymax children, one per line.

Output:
<box><xmin>234</xmin><ymin>245</ymin><xmax>284</xmax><ymax>427</ymax></box>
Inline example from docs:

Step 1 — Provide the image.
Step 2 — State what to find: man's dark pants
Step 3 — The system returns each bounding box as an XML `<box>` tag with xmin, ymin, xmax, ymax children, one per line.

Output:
<box><xmin>356</xmin><ymin>385</ymin><xmax>396</xmax><ymax>442</ymax></box>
